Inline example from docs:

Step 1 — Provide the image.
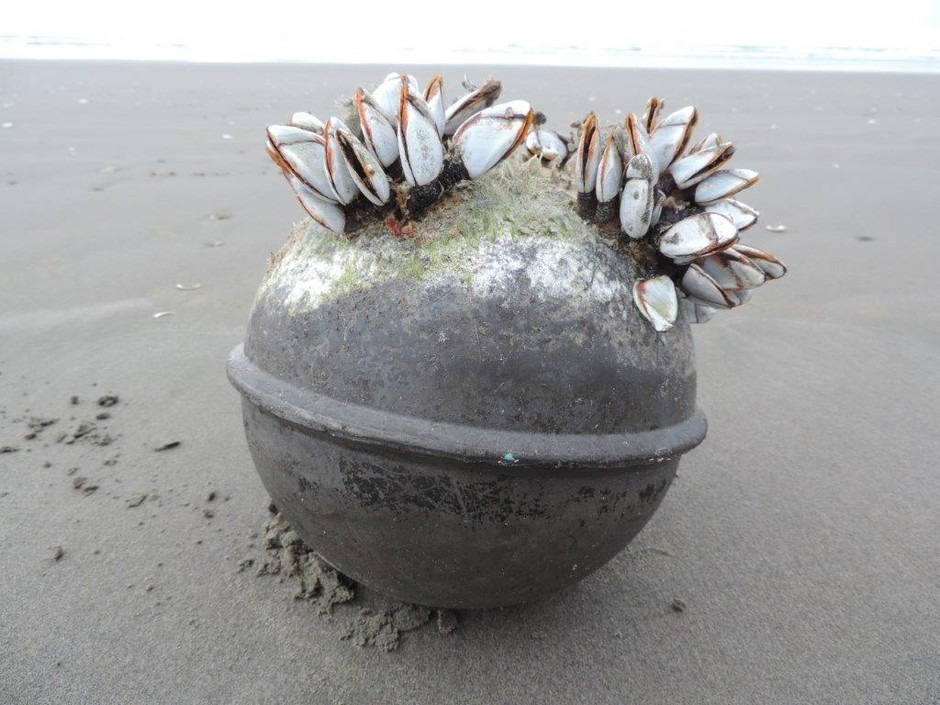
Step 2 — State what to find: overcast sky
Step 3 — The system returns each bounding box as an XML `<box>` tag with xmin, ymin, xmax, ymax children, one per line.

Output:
<box><xmin>4</xmin><ymin>0</ymin><xmax>938</xmax><ymax>62</ymax></box>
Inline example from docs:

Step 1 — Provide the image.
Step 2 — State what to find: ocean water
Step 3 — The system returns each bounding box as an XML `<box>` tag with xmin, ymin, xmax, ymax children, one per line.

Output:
<box><xmin>1</xmin><ymin>35</ymin><xmax>937</xmax><ymax>73</ymax></box>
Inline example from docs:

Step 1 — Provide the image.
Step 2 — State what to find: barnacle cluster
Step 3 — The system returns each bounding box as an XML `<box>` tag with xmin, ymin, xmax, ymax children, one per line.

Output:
<box><xmin>550</xmin><ymin>98</ymin><xmax>787</xmax><ymax>330</ymax></box>
<box><xmin>265</xmin><ymin>72</ymin><xmax>786</xmax><ymax>330</ymax></box>
<box><xmin>265</xmin><ymin>73</ymin><xmax>532</xmax><ymax>236</ymax></box>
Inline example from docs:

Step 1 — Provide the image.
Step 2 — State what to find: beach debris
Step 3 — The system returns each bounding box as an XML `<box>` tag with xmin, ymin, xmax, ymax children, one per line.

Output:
<box><xmin>1</xmin><ymin>122</ymin><xmax>12</xmax><ymax>128</ymax></box>
<box><xmin>97</xmin><ymin>395</ymin><xmax>119</xmax><ymax>407</ymax></box>
<box><xmin>209</xmin><ymin>211</ymin><xmax>232</xmax><ymax>220</ymax></box>
<box><xmin>25</xmin><ymin>416</ymin><xmax>58</xmax><ymax>439</ymax></box>
<box><xmin>59</xmin><ymin>418</ymin><xmax>114</xmax><ymax>447</ymax></box>
<box><xmin>153</xmin><ymin>440</ymin><xmax>181</xmax><ymax>452</ymax></box>
<box><xmin>0</xmin><ymin>445</ymin><xmax>19</xmax><ymax>453</ymax></box>
<box><xmin>765</xmin><ymin>224</ymin><xmax>788</xmax><ymax>233</ymax></box>
<box><xmin>175</xmin><ymin>283</ymin><xmax>201</xmax><ymax>291</ymax></box>
<box><xmin>78</xmin><ymin>98</ymin><xmax>89</xmax><ymax>104</ymax></box>
<box><xmin>51</xmin><ymin>546</ymin><xmax>65</xmax><ymax>562</ymax></box>
<box><xmin>127</xmin><ymin>493</ymin><xmax>148</xmax><ymax>508</ymax></box>
<box><xmin>72</xmin><ymin>476</ymin><xmax>99</xmax><ymax>495</ymax></box>
<box><xmin>222</xmin><ymin>133</ymin><xmax>233</xmax><ymax>140</ymax></box>
<box><xmin>670</xmin><ymin>598</ymin><xmax>687</xmax><ymax>613</ymax></box>
<box><xmin>152</xmin><ymin>311</ymin><xmax>174</xmax><ymax>319</ymax></box>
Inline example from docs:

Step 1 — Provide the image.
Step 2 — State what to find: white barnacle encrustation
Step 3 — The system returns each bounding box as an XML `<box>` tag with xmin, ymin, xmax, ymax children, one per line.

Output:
<box><xmin>570</xmin><ymin>96</ymin><xmax>787</xmax><ymax>330</ymax></box>
<box><xmin>266</xmin><ymin>72</ymin><xmax>533</xmax><ymax>234</ymax></box>
<box><xmin>265</xmin><ymin>77</ymin><xmax>786</xmax><ymax>332</ymax></box>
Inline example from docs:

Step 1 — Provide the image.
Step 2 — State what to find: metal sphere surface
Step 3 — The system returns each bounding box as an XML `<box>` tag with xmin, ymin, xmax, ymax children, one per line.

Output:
<box><xmin>229</xmin><ymin>164</ymin><xmax>706</xmax><ymax>607</ymax></box>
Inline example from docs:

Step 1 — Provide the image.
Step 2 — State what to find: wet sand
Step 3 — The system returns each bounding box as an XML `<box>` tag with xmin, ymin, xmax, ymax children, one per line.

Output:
<box><xmin>1</xmin><ymin>60</ymin><xmax>938</xmax><ymax>704</ymax></box>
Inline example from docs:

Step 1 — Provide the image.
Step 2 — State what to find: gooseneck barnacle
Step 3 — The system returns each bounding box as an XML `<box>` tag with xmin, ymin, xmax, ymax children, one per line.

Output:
<box><xmin>266</xmin><ymin>73</ymin><xmax>532</xmax><ymax>236</ymax></box>
<box><xmin>265</xmin><ymin>73</ymin><xmax>786</xmax><ymax>330</ymax></box>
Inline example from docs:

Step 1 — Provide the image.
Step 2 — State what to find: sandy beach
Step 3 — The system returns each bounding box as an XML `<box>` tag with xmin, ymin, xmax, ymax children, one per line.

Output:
<box><xmin>1</xmin><ymin>60</ymin><xmax>938</xmax><ymax>704</ymax></box>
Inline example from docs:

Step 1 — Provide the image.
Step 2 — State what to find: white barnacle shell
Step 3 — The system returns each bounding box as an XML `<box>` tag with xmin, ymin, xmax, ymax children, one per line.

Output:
<box><xmin>704</xmin><ymin>198</ymin><xmax>760</xmax><ymax>231</ymax></box>
<box><xmin>726</xmin><ymin>288</ymin><xmax>753</xmax><ymax>306</ymax></box>
<box><xmin>424</xmin><ymin>75</ymin><xmax>446</xmax><ymax>137</ymax></box>
<box><xmin>574</xmin><ymin>112</ymin><xmax>601</xmax><ymax>194</ymax></box>
<box><xmin>323</xmin><ymin>118</ymin><xmax>362</xmax><ymax>205</ymax></box>
<box><xmin>651</xmin><ymin>188</ymin><xmax>665</xmax><ymax>228</ymax></box>
<box><xmin>689</xmin><ymin>132</ymin><xmax>723</xmax><ymax>155</ymax></box>
<box><xmin>595</xmin><ymin>133</ymin><xmax>623</xmax><ymax>203</ymax></box>
<box><xmin>679</xmin><ymin>297</ymin><xmax>717</xmax><ymax>324</ymax></box>
<box><xmin>266</xmin><ymin>125</ymin><xmax>336</xmax><ymax>202</ymax></box>
<box><xmin>444</xmin><ymin>78</ymin><xmax>502</xmax><ymax>135</ymax></box>
<box><xmin>625</xmin><ymin>113</ymin><xmax>658</xmax><ymax>183</ymax></box>
<box><xmin>669</xmin><ymin>142</ymin><xmax>735</xmax><ymax>190</ymax></box>
<box><xmin>658</xmin><ymin>212</ymin><xmax>739</xmax><ymax>264</ymax></box>
<box><xmin>680</xmin><ymin>264</ymin><xmax>737</xmax><ymax>308</ymax></box>
<box><xmin>335</xmin><ymin>129</ymin><xmax>390</xmax><ymax>206</ymax></box>
<box><xmin>372</xmin><ymin>72</ymin><xmax>420</xmax><ymax>125</ymax></box>
<box><xmin>287</xmin><ymin>175</ymin><xmax>346</xmax><ymax>234</ymax></box>
<box><xmin>633</xmin><ymin>275</ymin><xmax>679</xmax><ymax>332</ymax></box>
<box><xmin>525</xmin><ymin>129</ymin><xmax>568</xmax><ymax>163</ymax></box>
<box><xmin>698</xmin><ymin>248</ymin><xmax>766</xmax><ymax>290</ymax></box>
<box><xmin>731</xmin><ymin>244</ymin><xmax>787</xmax><ymax>279</ymax></box>
<box><xmin>355</xmin><ymin>89</ymin><xmax>399</xmax><ymax>168</ymax></box>
<box><xmin>694</xmin><ymin>168</ymin><xmax>760</xmax><ymax>205</ymax></box>
<box><xmin>612</xmin><ymin>124</ymin><xmax>635</xmax><ymax>163</ymax></box>
<box><xmin>641</xmin><ymin>96</ymin><xmax>663</xmax><ymax>133</ymax></box>
<box><xmin>397</xmin><ymin>79</ymin><xmax>445</xmax><ymax>186</ymax></box>
<box><xmin>452</xmin><ymin>100</ymin><xmax>534</xmax><ymax>179</ymax></box>
<box><xmin>619</xmin><ymin>153</ymin><xmax>656</xmax><ymax>239</ymax></box>
<box><xmin>288</xmin><ymin>112</ymin><xmax>325</xmax><ymax>134</ymax></box>
<box><xmin>647</xmin><ymin>105</ymin><xmax>697</xmax><ymax>175</ymax></box>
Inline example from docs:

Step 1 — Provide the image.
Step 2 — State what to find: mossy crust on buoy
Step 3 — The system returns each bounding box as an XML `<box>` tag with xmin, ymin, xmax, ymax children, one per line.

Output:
<box><xmin>262</xmin><ymin>159</ymin><xmax>632</xmax><ymax>313</ymax></box>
